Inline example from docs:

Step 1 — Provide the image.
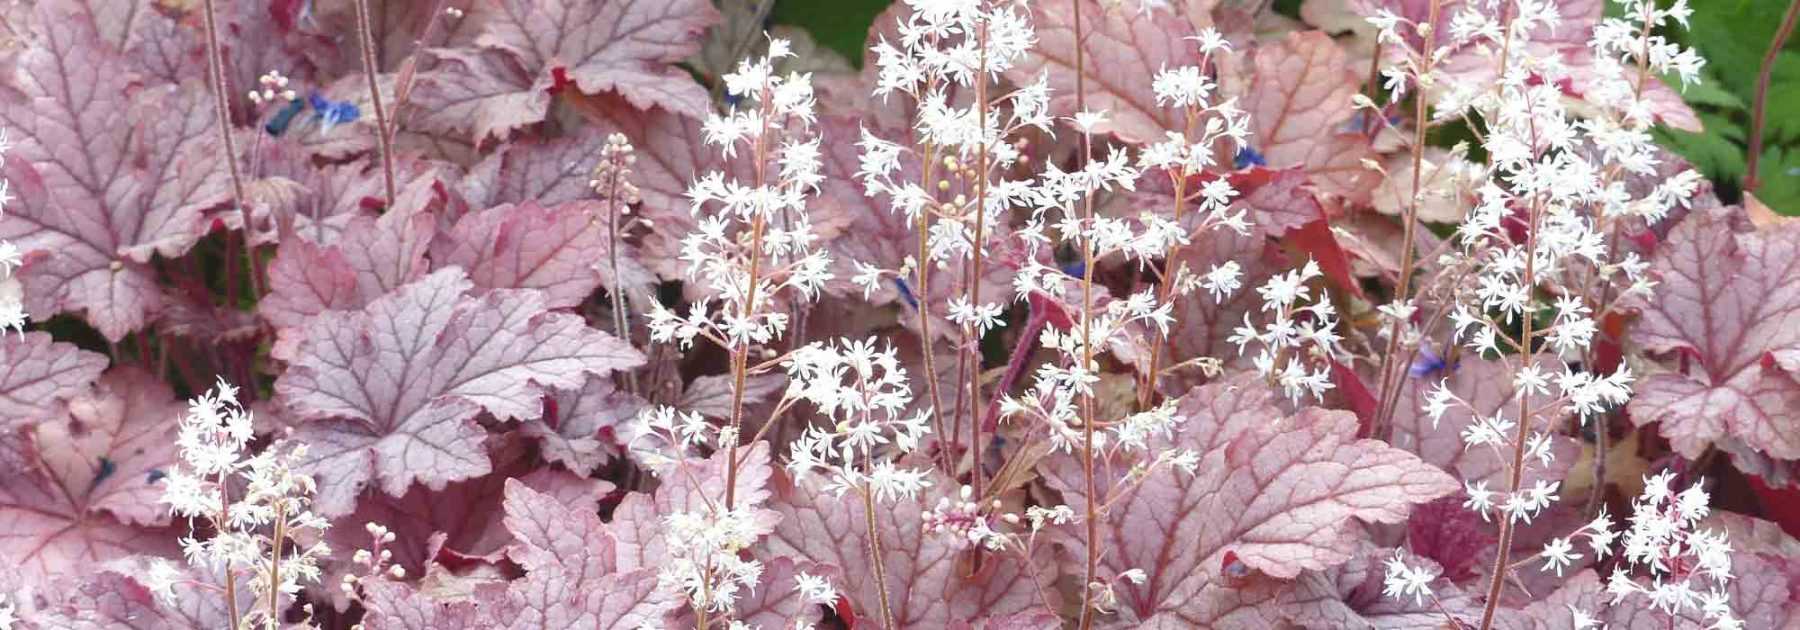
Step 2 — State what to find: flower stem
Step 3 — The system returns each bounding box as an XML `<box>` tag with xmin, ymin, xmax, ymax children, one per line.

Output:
<box><xmin>1371</xmin><ymin>0</ymin><xmax>1445</xmax><ymax>440</ymax></box>
<box><xmin>352</xmin><ymin>0</ymin><xmax>399</xmax><ymax>206</ymax></box>
<box><xmin>1746</xmin><ymin>0</ymin><xmax>1800</xmax><ymax>194</ymax></box>
<box><xmin>1071</xmin><ymin>3</ymin><xmax>1102</xmax><ymax>629</ymax></box>
<box><xmin>862</xmin><ymin>480</ymin><xmax>897</xmax><ymax>630</ymax></box>
<box><xmin>199</xmin><ymin>0</ymin><xmax>259</xmax><ymax>299</ymax></box>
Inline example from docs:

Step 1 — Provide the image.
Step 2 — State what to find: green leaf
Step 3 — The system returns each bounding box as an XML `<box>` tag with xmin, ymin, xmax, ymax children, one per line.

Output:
<box><xmin>1662</xmin><ymin>68</ymin><xmax>1744</xmax><ymax>111</ymax></box>
<box><xmin>1656</xmin><ymin>112</ymin><xmax>1748</xmax><ymax>183</ymax></box>
<box><xmin>1755</xmin><ymin>145</ymin><xmax>1800</xmax><ymax>216</ymax></box>
<box><xmin>771</xmin><ymin>0</ymin><xmax>891</xmax><ymax>67</ymax></box>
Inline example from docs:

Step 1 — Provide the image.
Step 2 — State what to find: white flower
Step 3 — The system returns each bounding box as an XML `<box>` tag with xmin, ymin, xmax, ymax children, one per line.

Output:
<box><xmin>1540</xmin><ymin>537</ymin><xmax>1581</xmax><ymax>576</ymax></box>
<box><xmin>794</xmin><ymin>572</ymin><xmax>837</xmax><ymax>605</ymax></box>
<box><xmin>1381</xmin><ymin>552</ymin><xmax>1436</xmax><ymax>606</ymax></box>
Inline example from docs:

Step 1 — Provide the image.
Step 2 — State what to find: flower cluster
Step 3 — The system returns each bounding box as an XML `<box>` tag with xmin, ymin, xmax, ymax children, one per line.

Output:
<box><xmin>155</xmin><ymin>380</ymin><xmax>332</xmax><ymax>629</ymax></box>
<box><xmin>658</xmin><ymin>505</ymin><xmax>770</xmax><ymax>615</ymax></box>
<box><xmin>1228</xmin><ymin>260</ymin><xmax>1343</xmax><ymax>403</ymax></box>
<box><xmin>648</xmin><ymin>38</ymin><xmax>832</xmax><ymax>350</ymax></box>
<box><xmin>784</xmin><ymin>338</ymin><xmax>934</xmax><ymax>501</ymax></box>
<box><xmin>0</xmin><ymin>127</ymin><xmax>22</xmax><ymax>335</ymax></box>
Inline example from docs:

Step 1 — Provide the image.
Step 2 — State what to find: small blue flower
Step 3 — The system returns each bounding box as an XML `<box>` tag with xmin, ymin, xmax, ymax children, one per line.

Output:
<box><xmin>1234</xmin><ymin>146</ymin><xmax>1267</xmax><ymax>169</ymax></box>
<box><xmin>892</xmin><ymin>277</ymin><xmax>919</xmax><ymax>310</ymax></box>
<box><xmin>308</xmin><ymin>92</ymin><xmax>360</xmax><ymax>134</ymax></box>
<box><xmin>263</xmin><ymin>97</ymin><xmax>306</xmax><ymax>136</ymax></box>
<box><xmin>1408</xmin><ymin>342</ymin><xmax>1453</xmax><ymax>379</ymax></box>
<box><xmin>1060</xmin><ymin>259</ymin><xmax>1086</xmax><ymax>278</ymax></box>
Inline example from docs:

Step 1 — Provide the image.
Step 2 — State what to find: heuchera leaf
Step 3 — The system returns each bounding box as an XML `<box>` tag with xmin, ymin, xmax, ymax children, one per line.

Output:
<box><xmin>276</xmin><ymin>268</ymin><xmax>644</xmax><ymax>516</ymax></box>
<box><xmin>765</xmin><ymin>471</ymin><xmax>1054</xmax><ymax>629</ymax></box>
<box><xmin>0</xmin><ymin>332</ymin><xmax>106</xmax><ymax>429</ymax></box>
<box><xmin>0</xmin><ymin>3</ymin><xmax>228</xmax><ymax>340</ymax></box>
<box><xmin>609</xmin><ymin>443</ymin><xmax>780</xmax><ymax>573</ymax></box>
<box><xmin>489</xmin><ymin>479</ymin><xmax>677</xmax><ymax>628</ymax></box>
<box><xmin>1009</xmin><ymin>0</ymin><xmax>1203</xmax><ymax>143</ymax></box>
<box><xmin>1387</xmin><ymin>356</ymin><xmax>1580</xmax><ymax>487</ymax></box>
<box><xmin>429</xmin><ymin>199</ymin><xmax>626</xmax><ymax>309</ymax></box>
<box><xmin>413</xmin><ymin>0</ymin><xmax>720</xmax><ymax>144</ymax></box>
<box><xmin>1046</xmin><ymin>375</ymin><xmax>1457</xmax><ymax>622</ymax></box>
<box><xmin>524</xmin><ymin>376</ymin><xmax>643</xmax><ymax>476</ymax></box>
<box><xmin>1244</xmin><ymin>31</ymin><xmax>1377</xmax><ymax>201</ymax></box>
<box><xmin>324</xmin><ymin>436</ymin><xmax>610</xmax><ymax>582</ymax></box>
<box><xmin>1627</xmin><ymin>206</ymin><xmax>1800</xmax><ymax>460</ymax></box>
<box><xmin>0</xmin><ymin>368</ymin><xmax>182</xmax><ymax>589</ymax></box>
<box><xmin>1279</xmin><ymin>541</ymin><xmax>1482</xmax><ymax>629</ymax></box>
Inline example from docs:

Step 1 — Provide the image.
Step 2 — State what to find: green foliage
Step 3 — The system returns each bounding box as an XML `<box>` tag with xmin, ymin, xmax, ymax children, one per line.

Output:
<box><xmin>773</xmin><ymin>0</ymin><xmax>892</xmax><ymax>67</ymax></box>
<box><xmin>1655</xmin><ymin>0</ymin><xmax>1800</xmax><ymax>214</ymax></box>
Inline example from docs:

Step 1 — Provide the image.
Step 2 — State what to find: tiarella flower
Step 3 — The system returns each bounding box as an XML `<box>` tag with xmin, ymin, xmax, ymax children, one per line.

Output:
<box><xmin>159</xmin><ymin>381</ymin><xmax>331</xmax><ymax>629</ymax></box>
<box><xmin>0</xmin><ymin>127</ymin><xmax>21</xmax><ymax>336</ymax></box>
<box><xmin>784</xmin><ymin>338</ymin><xmax>933</xmax><ymax>502</ymax></box>
<box><xmin>1382</xmin><ymin>552</ymin><xmax>1437</xmax><ymax>606</ymax></box>
<box><xmin>650</xmin><ymin>38</ymin><xmax>832</xmax><ymax>351</ymax></box>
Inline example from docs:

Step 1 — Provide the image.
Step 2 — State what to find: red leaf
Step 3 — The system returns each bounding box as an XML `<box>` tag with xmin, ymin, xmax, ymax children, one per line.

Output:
<box><xmin>1245</xmin><ymin>32</ymin><xmax>1376</xmax><ymax>201</ymax></box>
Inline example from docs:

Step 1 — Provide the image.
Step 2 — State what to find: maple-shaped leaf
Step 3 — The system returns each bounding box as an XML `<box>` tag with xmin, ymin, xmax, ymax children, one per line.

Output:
<box><xmin>490</xmin><ymin>479</ymin><xmax>677</xmax><ymax>629</ymax></box>
<box><xmin>0</xmin><ymin>5</ymin><xmax>228</xmax><ymax>340</ymax></box>
<box><xmin>276</xmin><ymin>268</ymin><xmax>644</xmax><ymax>516</ymax></box>
<box><xmin>1502</xmin><ymin>558</ymin><xmax>1794</xmax><ymax>630</ymax></box>
<box><xmin>409</xmin><ymin>47</ymin><xmax>550</xmax><ymax>146</ymax></box>
<box><xmin>0</xmin><ymin>368</ymin><xmax>181</xmax><ymax>588</ymax></box>
<box><xmin>358</xmin><ymin>577</ymin><xmax>490</xmax><ymax>630</ymax></box>
<box><xmin>0</xmin><ymin>332</ymin><xmax>106</xmax><ymax>429</ymax></box>
<box><xmin>262</xmin><ymin>204</ymin><xmax>435</xmax><ymax>334</ymax></box>
<box><xmin>765</xmin><ymin>471</ymin><xmax>1054</xmax><ymax>629</ymax></box>
<box><xmin>1279</xmin><ymin>540</ymin><xmax>1482</xmax><ymax>629</ymax></box>
<box><xmin>525</xmin><ymin>376</ymin><xmax>643</xmax><ymax>476</ymax></box>
<box><xmin>1162</xmin><ymin>228</ymin><xmax>1282</xmax><ymax>391</ymax></box>
<box><xmin>1245</xmin><ymin>31</ymin><xmax>1376</xmax><ymax>201</ymax></box>
<box><xmin>324</xmin><ymin>435</ymin><xmax>610</xmax><ymax>583</ymax></box>
<box><xmin>29</xmin><ymin>559</ymin><xmax>254</xmax><ymax>630</ymax></box>
<box><xmin>1626</xmin><ymin>206</ymin><xmax>1800</xmax><ymax>460</ymax></box>
<box><xmin>430</xmin><ymin>199</ymin><xmax>634</xmax><ymax>309</ymax></box>
<box><xmin>609</xmin><ymin>442</ymin><xmax>780</xmax><ymax>572</ymax></box>
<box><xmin>414</xmin><ymin>0</ymin><xmax>719</xmax><ymax>143</ymax></box>
<box><xmin>1047</xmin><ymin>375</ymin><xmax>1458</xmax><ymax>621</ymax></box>
<box><xmin>1387</xmin><ymin>356</ymin><xmax>1580</xmax><ymax>488</ymax></box>
<box><xmin>1008</xmin><ymin>0</ymin><xmax>1202</xmax><ymax>143</ymax></box>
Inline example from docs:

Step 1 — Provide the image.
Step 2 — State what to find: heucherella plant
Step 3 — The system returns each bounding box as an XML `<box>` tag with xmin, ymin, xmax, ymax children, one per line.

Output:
<box><xmin>7</xmin><ymin>0</ymin><xmax>1800</xmax><ymax>629</ymax></box>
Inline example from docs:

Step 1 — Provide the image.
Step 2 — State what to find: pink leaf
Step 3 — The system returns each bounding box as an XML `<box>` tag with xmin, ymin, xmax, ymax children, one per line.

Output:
<box><xmin>492</xmin><ymin>480</ymin><xmax>678</xmax><ymax>628</ymax></box>
<box><xmin>1046</xmin><ymin>375</ymin><xmax>1457</xmax><ymax>620</ymax></box>
<box><xmin>1245</xmin><ymin>31</ymin><xmax>1374</xmax><ymax>199</ymax></box>
<box><xmin>0</xmin><ymin>5</ymin><xmax>228</xmax><ymax>339</ymax></box>
<box><xmin>0</xmin><ymin>332</ymin><xmax>106</xmax><ymax>428</ymax></box>
<box><xmin>0</xmin><ymin>368</ymin><xmax>181</xmax><ymax>589</ymax></box>
<box><xmin>430</xmin><ymin>200</ymin><xmax>632</xmax><ymax>309</ymax></box>
<box><xmin>524</xmin><ymin>376</ymin><xmax>643</xmax><ymax>476</ymax></box>
<box><xmin>416</xmin><ymin>0</ymin><xmax>719</xmax><ymax>141</ymax></box>
<box><xmin>325</xmin><ymin>436</ymin><xmax>610</xmax><ymax>582</ymax></box>
<box><xmin>765</xmin><ymin>472</ymin><xmax>1053</xmax><ymax>629</ymax></box>
<box><xmin>1387</xmin><ymin>356</ymin><xmax>1580</xmax><ymax>487</ymax></box>
<box><xmin>610</xmin><ymin>443</ymin><xmax>780</xmax><ymax>571</ymax></box>
<box><xmin>1009</xmin><ymin>0</ymin><xmax>1202</xmax><ymax>143</ymax></box>
<box><xmin>276</xmin><ymin>268</ymin><xmax>643</xmax><ymax>516</ymax></box>
<box><xmin>1627</xmin><ymin>207</ymin><xmax>1800</xmax><ymax>460</ymax></box>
